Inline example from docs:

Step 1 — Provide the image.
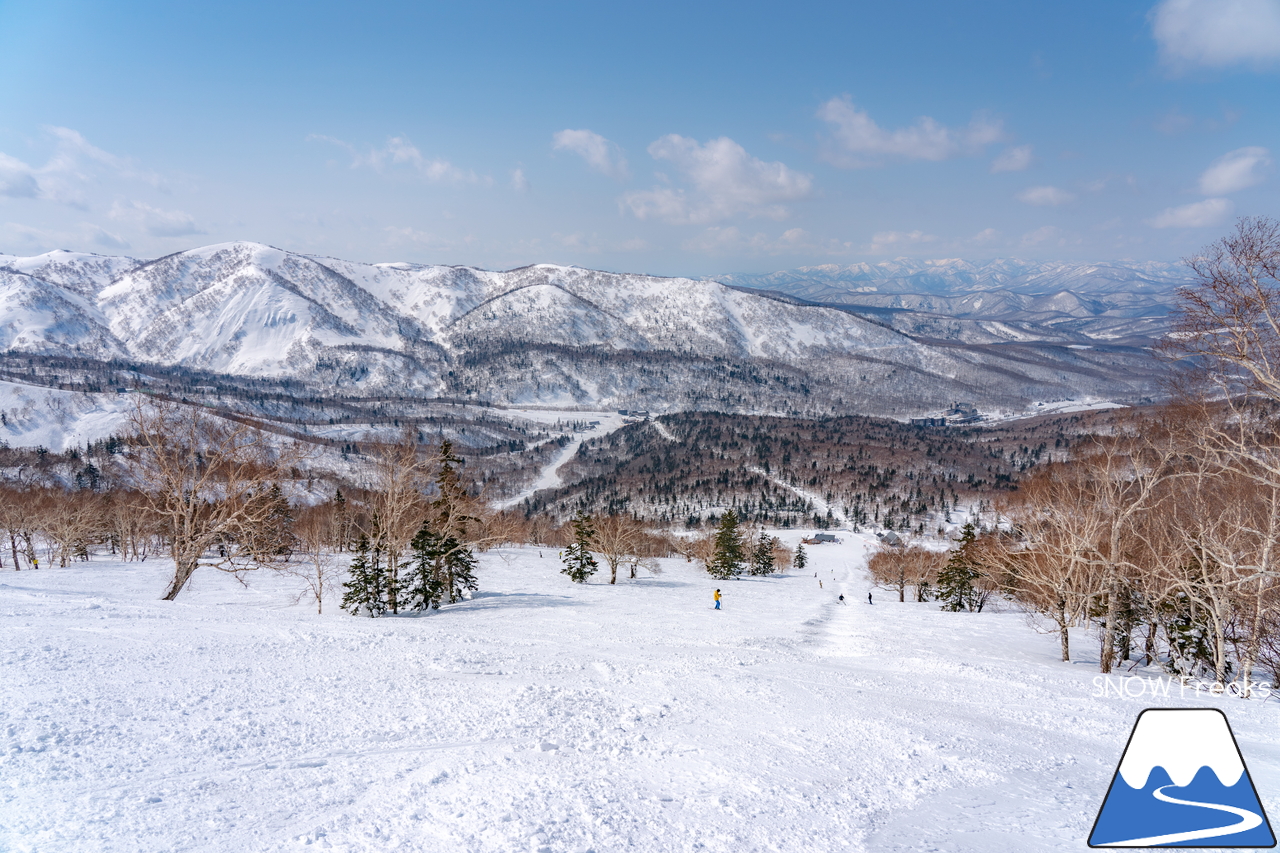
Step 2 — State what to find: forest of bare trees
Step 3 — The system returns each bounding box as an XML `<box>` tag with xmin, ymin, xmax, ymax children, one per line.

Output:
<box><xmin>867</xmin><ymin>218</ymin><xmax>1280</xmax><ymax>695</ymax></box>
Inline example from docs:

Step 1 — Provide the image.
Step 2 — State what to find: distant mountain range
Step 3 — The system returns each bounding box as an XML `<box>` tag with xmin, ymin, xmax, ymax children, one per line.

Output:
<box><xmin>0</xmin><ymin>243</ymin><xmax>1179</xmax><ymax>417</ymax></box>
<box><xmin>716</xmin><ymin>258</ymin><xmax>1193</xmax><ymax>346</ymax></box>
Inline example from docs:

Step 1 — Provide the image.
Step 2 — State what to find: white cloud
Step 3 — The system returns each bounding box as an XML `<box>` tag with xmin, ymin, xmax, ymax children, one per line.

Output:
<box><xmin>1017</xmin><ymin>185</ymin><xmax>1075</xmax><ymax>206</ymax></box>
<box><xmin>552</xmin><ymin>129</ymin><xmax>629</xmax><ymax>180</ymax></box>
<box><xmin>0</xmin><ymin>127</ymin><xmax>164</xmax><ymax>208</ymax></box>
<box><xmin>868</xmin><ymin>230</ymin><xmax>937</xmax><ymax>254</ymax></box>
<box><xmin>682</xmin><ymin>226</ymin><xmax>850</xmax><ymax>256</ymax></box>
<box><xmin>622</xmin><ymin>135</ymin><xmax>812</xmax><ymax>225</ymax></box>
<box><xmin>510</xmin><ymin>167</ymin><xmax>529</xmax><ymax>192</ymax></box>
<box><xmin>816</xmin><ymin>96</ymin><xmax>1004</xmax><ymax>167</ymax></box>
<box><xmin>0</xmin><ymin>153</ymin><xmax>39</xmax><ymax>198</ymax></box>
<box><xmin>312</xmin><ymin>134</ymin><xmax>477</xmax><ymax>183</ymax></box>
<box><xmin>1198</xmin><ymin>146</ymin><xmax>1273</xmax><ymax>194</ymax></box>
<box><xmin>1152</xmin><ymin>0</ymin><xmax>1280</xmax><ymax>67</ymax></box>
<box><xmin>991</xmin><ymin>145</ymin><xmax>1033</xmax><ymax>173</ymax></box>
<box><xmin>1021</xmin><ymin>225</ymin><xmax>1063</xmax><ymax>246</ymax></box>
<box><xmin>87</xmin><ymin>224</ymin><xmax>130</xmax><ymax>250</ymax></box>
<box><xmin>971</xmin><ymin>228</ymin><xmax>1001</xmax><ymax>244</ymax></box>
<box><xmin>109</xmin><ymin>201</ymin><xmax>204</xmax><ymax>238</ymax></box>
<box><xmin>1149</xmin><ymin>197</ymin><xmax>1234</xmax><ymax>227</ymax></box>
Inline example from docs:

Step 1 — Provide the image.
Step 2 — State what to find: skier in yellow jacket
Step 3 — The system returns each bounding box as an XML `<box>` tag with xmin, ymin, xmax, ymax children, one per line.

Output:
<box><xmin>714</xmin><ymin>589</ymin><xmax>721</xmax><ymax>610</ymax></box>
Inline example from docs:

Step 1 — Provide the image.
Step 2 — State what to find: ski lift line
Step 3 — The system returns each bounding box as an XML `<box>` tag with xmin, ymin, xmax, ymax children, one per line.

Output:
<box><xmin>745</xmin><ymin>465</ymin><xmax>848</xmax><ymax>526</ymax></box>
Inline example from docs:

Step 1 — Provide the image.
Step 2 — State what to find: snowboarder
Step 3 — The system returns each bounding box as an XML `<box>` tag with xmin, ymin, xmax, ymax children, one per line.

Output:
<box><xmin>819</xmin><ymin>580</ymin><xmax>823</xmax><ymax>589</ymax></box>
<box><xmin>868</xmin><ymin>592</ymin><xmax>873</xmax><ymax>605</ymax></box>
<box><xmin>714</xmin><ymin>589</ymin><xmax>721</xmax><ymax>610</ymax></box>
<box><xmin>838</xmin><ymin>594</ymin><xmax>846</xmax><ymax>604</ymax></box>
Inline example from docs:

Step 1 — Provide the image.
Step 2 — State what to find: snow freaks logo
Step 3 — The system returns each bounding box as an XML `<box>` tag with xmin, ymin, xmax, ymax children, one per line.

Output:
<box><xmin>1088</xmin><ymin>708</ymin><xmax>1276</xmax><ymax>848</ymax></box>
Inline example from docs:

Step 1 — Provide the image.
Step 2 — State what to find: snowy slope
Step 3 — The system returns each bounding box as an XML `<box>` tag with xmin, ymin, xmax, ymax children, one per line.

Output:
<box><xmin>4</xmin><ymin>537</ymin><xmax>1279</xmax><ymax>853</ymax></box>
<box><xmin>0</xmin><ymin>380</ymin><xmax>132</xmax><ymax>450</ymax></box>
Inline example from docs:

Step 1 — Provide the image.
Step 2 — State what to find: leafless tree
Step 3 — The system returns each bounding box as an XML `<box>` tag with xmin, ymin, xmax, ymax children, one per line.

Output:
<box><xmin>363</xmin><ymin>430</ymin><xmax>432</xmax><ymax>613</ymax></box>
<box><xmin>1163</xmin><ymin>216</ymin><xmax>1280</xmax><ymax>402</ymax></box>
<box><xmin>593</xmin><ymin>514</ymin><xmax>649</xmax><ymax>584</ymax></box>
<box><xmin>128</xmin><ymin>398</ymin><xmax>307</xmax><ymax>600</ymax></box>
<box><xmin>285</xmin><ymin>503</ymin><xmax>343</xmax><ymax>614</ymax></box>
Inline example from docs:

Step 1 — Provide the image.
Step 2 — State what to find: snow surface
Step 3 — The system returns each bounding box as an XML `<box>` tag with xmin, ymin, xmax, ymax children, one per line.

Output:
<box><xmin>5</xmin><ymin>535</ymin><xmax>1280</xmax><ymax>852</ymax></box>
<box><xmin>0</xmin><ymin>381</ymin><xmax>132</xmax><ymax>451</ymax></box>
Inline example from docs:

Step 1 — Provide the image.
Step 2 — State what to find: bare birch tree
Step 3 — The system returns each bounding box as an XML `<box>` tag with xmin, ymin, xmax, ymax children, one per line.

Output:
<box><xmin>128</xmin><ymin>398</ymin><xmax>306</xmax><ymax>600</ymax></box>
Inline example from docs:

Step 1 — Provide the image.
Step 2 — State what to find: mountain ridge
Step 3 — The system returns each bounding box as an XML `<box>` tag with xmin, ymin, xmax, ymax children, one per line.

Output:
<box><xmin>0</xmin><ymin>242</ymin><xmax>1174</xmax><ymax>416</ymax></box>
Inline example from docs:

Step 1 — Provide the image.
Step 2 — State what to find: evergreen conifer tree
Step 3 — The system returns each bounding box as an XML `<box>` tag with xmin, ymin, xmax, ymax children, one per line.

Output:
<box><xmin>935</xmin><ymin>522</ymin><xmax>980</xmax><ymax>612</ymax></box>
<box><xmin>405</xmin><ymin>523</ymin><xmax>447</xmax><ymax>611</ymax></box>
<box><xmin>442</xmin><ymin>537</ymin><xmax>479</xmax><ymax>602</ymax></box>
<box><xmin>431</xmin><ymin>441</ymin><xmax>480</xmax><ymax>600</ymax></box>
<box><xmin>707</xmin><ymin>510</ymin><xmax>745</xmax><ymax>579</ymax></box>
<box><xmin>561</xmin><ymin>510</ymin><xmax>598</xmax><ymax>583</ymax></box>
<box><xmin>794</xmin><ymin>541</ymin><xmax>808</xmax><ymax>572</ymax></box>
<box><xmin>341</xmin><ymin>534</ymin><xmax>387</xmax><ymax>617</ymax></box>
<box><xmin>749</xmin><ymin>529</ymin><xmax>775</xmax><ymax>576</ymax></box>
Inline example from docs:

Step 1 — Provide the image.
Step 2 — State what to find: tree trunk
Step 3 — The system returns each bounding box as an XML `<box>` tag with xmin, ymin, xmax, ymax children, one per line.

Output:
<box><xmin>1058</xmin><ymin>598</ymin><xmax>1070</xmax><ymax>661</ymax></box>
<box><xmin>1099</xmin><ymin>574</ymin><xmax>1119</xmax><ymax>673</ymax></box>
<box><xmin>162</xmin><ymin>555</ymin><xmax>199</xmax><ymax>600</ymax></box>
<box><xmin>9</xmin><ymin>531</ymin><xmax>18</xmax><ymax>570</ymax></box>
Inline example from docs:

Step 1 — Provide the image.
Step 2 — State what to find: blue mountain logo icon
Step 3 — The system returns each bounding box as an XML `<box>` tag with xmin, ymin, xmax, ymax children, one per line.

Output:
<box><xmin>1089</xmin><ymin>708</ymin><xmax>1276</xmax><ymax>848</ymax></box>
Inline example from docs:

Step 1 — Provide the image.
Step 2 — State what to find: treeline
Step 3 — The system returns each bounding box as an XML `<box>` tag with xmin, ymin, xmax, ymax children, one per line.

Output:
<box><xmin>868</xmin><ymin>218</ymin><xmax>1280</xmax><ymax>697</ymax></box>
<box><xmin>0</xmin><ymin>399</ymin><xmax>691</xmax><ymax>611</ymax></box>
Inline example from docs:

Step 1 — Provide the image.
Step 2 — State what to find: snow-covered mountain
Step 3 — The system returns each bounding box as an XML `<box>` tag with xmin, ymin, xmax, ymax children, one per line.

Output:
<box><xmin>717</xmin><ymin>258</ymin><xmax>1191</xmax><ymax>297</ymax></box>
<box><xmin>0</xmin><ymin>243</ymin><xmax>1171</xmax><ymax>415</ymax></box>
<box><xmin>716</xmin><ymin>258</ymin><xmax>1192</xmax><ymax>347</ymax></box>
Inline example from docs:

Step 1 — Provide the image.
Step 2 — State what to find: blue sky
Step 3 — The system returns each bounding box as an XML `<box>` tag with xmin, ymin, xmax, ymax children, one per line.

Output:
<box><xmin>0</xmin><ymin>0</ymin><xmax>1277</xmax><ymax>275</ymax></box>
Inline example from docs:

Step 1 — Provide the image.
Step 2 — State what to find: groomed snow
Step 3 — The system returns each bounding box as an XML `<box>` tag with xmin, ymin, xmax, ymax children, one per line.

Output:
<box><xmin>4</xmin><ymin>534</ymin><xmax>1279</xmax><ymax>852</ymax></box>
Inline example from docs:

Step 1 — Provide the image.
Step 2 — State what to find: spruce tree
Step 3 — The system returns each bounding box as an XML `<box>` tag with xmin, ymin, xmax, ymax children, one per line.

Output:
<box><xmin>707</xmin><ymin>510</ymin><xmax>745</xmax><ymax>579</ymax></box>
<box><xmin>561</xmin><ymin>510</ymin><xmax>598</xmax><ymax>583</ymax></box>
<box><xmin>405</xmin><ymin>523</ymin><xmax>447</xmax><ymax>611</ymax></box>
<box><xmin>794</xmin><ymin>541</ymin><xmax>808</xmax><ymax>572</ymax></box>
<box><xmin>341</xmin><ymin>534</ymin><xmax>387</xmax><ymax>617</ymax></box>
<box><xmin>935</xmin><ymin>522</ymin><xmax>980</xmax><ymax>612</ymax></box>
<box><xmin>442</xmin><ymin>537</ymin><xmax>479</xmax><ymax>603</ymax></box>
<box><xmin>749</xmin><ymin>529</ymin><xmax>775</xmax><ymax>576</ymax></box>
<box><xmin>432</xmin><ymin>441</ymin><xmax>480</xmax><ymax>600</ymax></box>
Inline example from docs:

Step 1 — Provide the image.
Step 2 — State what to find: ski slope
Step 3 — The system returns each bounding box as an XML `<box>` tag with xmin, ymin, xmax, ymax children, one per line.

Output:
<box><xmin>4</xmin><ymin>533</ymin><xmax>1280</xmax><ymax>852</ymax></box>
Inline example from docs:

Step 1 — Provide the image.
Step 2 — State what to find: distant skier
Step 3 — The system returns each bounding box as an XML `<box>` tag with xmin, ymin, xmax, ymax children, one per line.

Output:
<box><xmin>714</xmin><ymin>589</ymin><xmax>721</xmax><ymax>610</ymax></box>
<box><xmin>819</xmin><ymin>580</ymin><xmax>823</xmax><ymax>589</ymax></box>
<box><xmin>838</xmin><ymin>594</ymin><xmax>846</xmax><ymax>605</ymax></box>
<box><xmin>868</xmin><ymin>592</ymin><xmax>873</xmax><ymax>605</ymax></box>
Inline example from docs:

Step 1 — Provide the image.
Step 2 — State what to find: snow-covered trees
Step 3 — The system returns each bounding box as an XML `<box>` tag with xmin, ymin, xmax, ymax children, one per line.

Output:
<box><xmin>707</xmin><ymin>510</ymin><xmax>745</xmax><ymax>580</ymax></box>
<box><xmin>560</xmin><ymin>511</ymin><xmax>598</xmax><ymax>583</ymax></box>
<box><xmin>794</xmin><ymin>541</ymin><xmax>808</xmax><ymax>572</ymax></box>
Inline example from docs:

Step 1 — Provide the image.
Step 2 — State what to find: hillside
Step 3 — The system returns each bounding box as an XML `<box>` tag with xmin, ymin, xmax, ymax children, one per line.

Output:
<box><xmin>0</xmin><ymin>243</ymin><xmax>1171</xmax><ymax>417</ymax></box>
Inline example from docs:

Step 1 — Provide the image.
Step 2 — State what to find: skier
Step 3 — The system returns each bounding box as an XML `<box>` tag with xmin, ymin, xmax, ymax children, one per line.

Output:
<box><xmin>868</xmin><ymin>592</ymin><xmax>873</xmax><ymax>605</ymax></box>
<box><xmin>838</xmin><ymin>594</ymin><xmax>846</xmax><ymax>605</ymax></box>
<box><xmin>714</xmin><ymin>589</ymin><xmax>722</xmax><ymax>610</ymax></box>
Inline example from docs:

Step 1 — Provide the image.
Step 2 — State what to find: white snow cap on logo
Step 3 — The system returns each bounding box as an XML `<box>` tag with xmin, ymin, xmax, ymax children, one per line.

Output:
<box><xmin>1117</xmin><ymin>709</ymin><xmax>1245</xmax><ymax>789</ymax></box>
